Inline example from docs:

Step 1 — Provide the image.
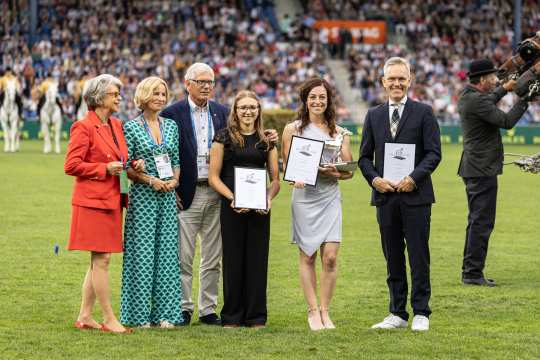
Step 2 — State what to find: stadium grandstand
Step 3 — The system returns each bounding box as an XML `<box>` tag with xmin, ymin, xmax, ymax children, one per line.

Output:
<box><xmin>1</xmin><ymin>0</ymin><xmax>539</xmax><ymax>124</ymax></box>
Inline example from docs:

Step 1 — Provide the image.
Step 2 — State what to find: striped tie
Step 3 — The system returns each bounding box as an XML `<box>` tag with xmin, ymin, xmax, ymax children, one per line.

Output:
<box><xmin>390</xmin><ymin>105</ymin><xmax>400</xmax><ymax>138</ymax></box>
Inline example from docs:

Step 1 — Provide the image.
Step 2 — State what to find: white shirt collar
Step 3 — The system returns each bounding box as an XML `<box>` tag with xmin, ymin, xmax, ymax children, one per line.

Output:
<box><xmin>389</xmin><ymin>96</ymin><xmax>407</xmax><ymax>108</ymax></box>
<box><xmin>188</xmin><ymin>96</ymin><xmax>209</xmax><ymax>113</ymax></box>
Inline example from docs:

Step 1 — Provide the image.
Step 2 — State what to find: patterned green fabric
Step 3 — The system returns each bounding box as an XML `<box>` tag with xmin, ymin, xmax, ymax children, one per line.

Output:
<box><xmin>120</xmin><ymin>115</ymin><xmax>183</xmax><ymax>326</ymax></box>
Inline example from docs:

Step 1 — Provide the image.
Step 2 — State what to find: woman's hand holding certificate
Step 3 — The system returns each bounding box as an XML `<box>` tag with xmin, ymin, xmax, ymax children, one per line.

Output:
<box><xmin>283</xmin><ymin>136</ymin><xmax>325</xmax><ymax>186</ymax></box>
<box><xmin>233</xmin><ymin>167</ymin><xmax>268</xmax><ymax>211</ymax></box>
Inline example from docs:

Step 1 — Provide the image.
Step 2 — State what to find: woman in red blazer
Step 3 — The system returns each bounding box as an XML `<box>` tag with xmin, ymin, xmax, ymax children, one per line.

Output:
<box><xmin>64</xmin><ymin>74</ymin><xmax>143</xmax><ymax>334</ymax></box>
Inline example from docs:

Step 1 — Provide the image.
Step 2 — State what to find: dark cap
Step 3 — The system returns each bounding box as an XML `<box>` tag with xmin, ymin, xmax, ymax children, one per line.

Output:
<box><xmin>467</xmin><ymin>59</ymin><xmax>498</xmax><ymax>78</ymax></box>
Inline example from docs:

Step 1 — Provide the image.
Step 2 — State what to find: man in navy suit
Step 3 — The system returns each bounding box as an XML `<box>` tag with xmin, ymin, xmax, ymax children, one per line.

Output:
<box><xmin>160</xmin><ymin>62</ymin><xmax>229</xmax><ymax>326</ymax></box>
<box><xmin>359</xmin><ymin>57</ymin><xmax>441</xmax><ymax>331</ymax></box>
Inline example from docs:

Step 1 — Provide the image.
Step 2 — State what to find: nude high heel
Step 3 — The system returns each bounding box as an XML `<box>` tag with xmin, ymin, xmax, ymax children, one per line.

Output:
<box><xmin>307</xmin><ymin>308</ymin><xmax>324</xmax><ymax>331</ymax></box>
<box><xmin>320</xmin><ymin>308</ymin><xmax>335</xmax><ymax>329</ymax></box>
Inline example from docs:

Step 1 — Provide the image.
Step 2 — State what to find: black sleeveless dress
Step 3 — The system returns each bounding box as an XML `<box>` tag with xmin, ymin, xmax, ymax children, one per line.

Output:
<box><xmin>213</xmin><ymin>128</ymin><xmax>272</xmax><ymax>326</ymax></box>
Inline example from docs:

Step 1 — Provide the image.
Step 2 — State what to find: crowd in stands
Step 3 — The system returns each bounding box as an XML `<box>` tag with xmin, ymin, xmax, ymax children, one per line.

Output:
<box><xmin>0</xmin><ymin>0</ymin><xmax>348</xmax><ymax>122</ymax></box>
<box><xmin>300</xmin><ymin>0</ymin><xmax>540</xmax><ymax>124</ymax></box>
<box><xmin>1</xmin><ymin>0</ymin><xmax>539</xmax><ymax>125</ymax></box>
<box><xmin>340</xmin><ymin>0</ymin><xmax>540</xmax><ymax>124</ymax></box>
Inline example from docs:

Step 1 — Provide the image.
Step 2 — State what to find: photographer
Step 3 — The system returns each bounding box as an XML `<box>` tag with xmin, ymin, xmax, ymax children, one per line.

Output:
<box><xmin>458</xmin><ymin>59</ymin><xmax>529</xmax><ymax>287</ymax></box>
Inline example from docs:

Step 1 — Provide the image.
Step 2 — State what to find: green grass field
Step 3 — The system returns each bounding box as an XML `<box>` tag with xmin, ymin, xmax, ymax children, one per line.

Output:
<box><xmin>1</xmin><ymin>141</ymin><xmax>539</xmax><ymax>360</ymax></box>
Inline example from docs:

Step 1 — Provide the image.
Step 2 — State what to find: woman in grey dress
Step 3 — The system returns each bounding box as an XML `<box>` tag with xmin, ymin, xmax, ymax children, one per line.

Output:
<box><xmin>282</xmin><ymin>78</ymin><xmax>353</xmax><ymax>331</ymax></box>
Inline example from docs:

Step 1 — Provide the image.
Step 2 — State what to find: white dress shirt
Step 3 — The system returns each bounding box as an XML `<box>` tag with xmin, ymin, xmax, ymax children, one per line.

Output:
<box><xmin>188</xmin><ymin>96</ymin><xmax>214</xmax><ymax>157</ymax></box>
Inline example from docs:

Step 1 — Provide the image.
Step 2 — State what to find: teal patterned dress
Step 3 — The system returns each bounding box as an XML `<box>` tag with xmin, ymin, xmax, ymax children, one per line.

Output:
<box><xmin>120</xmin><ymin>114</ymin><xmax>183</xmax><ymax>326</ymax></box>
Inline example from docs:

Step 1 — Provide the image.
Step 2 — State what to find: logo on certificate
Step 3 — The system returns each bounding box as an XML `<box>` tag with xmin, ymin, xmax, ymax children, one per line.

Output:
<box><xmin>299</xmin><ymin>144</ymin><xmax>314</xmax><ymax>157</ymax></box>
<box><xmin>244</xmin><ymin>172</ymin><xmax>260</xmax><ymax>184</ymax></box>
<box><xmin>392</xmin><ymin>147</ymin><xmax>410</xmax><ymax>160</ymax></box>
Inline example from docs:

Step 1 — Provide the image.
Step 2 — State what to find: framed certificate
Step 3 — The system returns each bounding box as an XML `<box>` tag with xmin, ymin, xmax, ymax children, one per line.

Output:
<box><xmin>383</xmin><ymin>143</ymin><xmax>415</xmax><ymax>183</ymax></box>
<box><xmin>234</xmin><ymin>167</ymin><xmax>268</xmax><ymax>210</ymax></box>
<box><xmin>283</xmin><ymin>135</ymin><xmax>325</xmax><ymax>186</ymax></box>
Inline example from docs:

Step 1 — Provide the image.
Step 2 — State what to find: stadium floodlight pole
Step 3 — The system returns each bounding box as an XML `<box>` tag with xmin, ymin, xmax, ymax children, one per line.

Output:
<box><xmin>513</xmin><ymin>0</ymin><xmax>522</xmax><ymax>50</ymax></box>
<box><xmin>29</xmin><ymin>0</ymin><xmax>38</xmax><ymax>47</ymax></box>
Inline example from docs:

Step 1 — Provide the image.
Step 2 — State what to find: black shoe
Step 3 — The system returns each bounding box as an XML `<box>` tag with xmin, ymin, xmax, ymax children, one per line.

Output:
<box><xmin>199</xmin><ymin>313</ymin><xmax>221</xmax><ymax>326</ymax></box>
<box><xmin>179</xmin><ymin>311</ymin><xmax>191</xmax><ymax>326</ymax></box>
<box><xmin>462</xmin><ymin>277</ymin><xmax>497</xmax><ymax>287</ymax></box>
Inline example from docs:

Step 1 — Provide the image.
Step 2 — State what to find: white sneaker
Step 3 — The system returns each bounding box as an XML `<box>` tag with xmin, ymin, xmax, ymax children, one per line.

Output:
<box><xmin>371</xmin><ymin>314</ymin><xmax>408</xmax><ymax>329</ymax></box>
<box><xmin>411</xmin><ymin>315</ymin><xmax>429</xmax><ymax>331</ymax></box>
<box><xmin>159</xmin><ymin>320</ymin><xmax>175</xmax><ymax>329</ymax></box>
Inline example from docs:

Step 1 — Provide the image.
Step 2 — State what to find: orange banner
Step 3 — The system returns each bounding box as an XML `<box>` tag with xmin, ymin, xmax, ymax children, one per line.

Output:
<box><xmin>313</xmin><ymin>20</ymin><xmax>386</xmax><ymax>44</ymax></box>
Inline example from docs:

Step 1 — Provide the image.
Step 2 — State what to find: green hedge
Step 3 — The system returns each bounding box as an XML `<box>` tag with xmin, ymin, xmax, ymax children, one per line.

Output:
<box><xmin>262</xmin><ymin>109</ymin><xmax>297</xmax><ymax>151</ymax></box>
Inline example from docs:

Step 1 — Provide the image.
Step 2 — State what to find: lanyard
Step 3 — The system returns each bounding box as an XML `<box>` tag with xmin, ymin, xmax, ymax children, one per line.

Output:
<box><xmin>108</xmin><ymin>120</ymin><xmax>120</xmax><ymax>149</ymax></box>
<box><xmin>189</xmin><ymin>105</ymin><xmax>213</xmax><ymax>154</ymax></box>
<box><xmin>142</xmin><ymin>115</ymin><xmax>167</xmax><ymax>150</ymax></box>
<box><xmin>108</xmin><ymin>120</ymin><xmax>125</xmax><ymax>168</ymax></box>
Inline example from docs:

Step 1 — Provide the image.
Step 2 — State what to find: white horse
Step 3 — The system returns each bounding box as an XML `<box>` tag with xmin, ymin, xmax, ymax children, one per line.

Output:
<box><xmin>76</xmin><ymin>81</ymin><xmax>90</xmax><ymax>121</ymax></box>
<box><xmin>0</xmin><ymin>79</ymin><xmax>20</xmax><ymax>152</ymax></box>
<box><xmin>40</xmin><ymin>82</ymin><xmax>62</xmax><ymax>154</ymax></box>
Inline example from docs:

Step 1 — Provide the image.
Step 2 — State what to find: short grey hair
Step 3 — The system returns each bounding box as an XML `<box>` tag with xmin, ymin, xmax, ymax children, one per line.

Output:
<box><xmin>83</xmin><ymin>74</ymin><xmax>123</xmax><ymax>109</ymax></box>
<box><xmin>184</xmin><ymin>62</ymin><xmax>214</xmax><ymax>81</ymax></box>
<box><xmin>383</xmin><ymin>57</ymin><xmax>411</xmax><ymax>78</ymax></box>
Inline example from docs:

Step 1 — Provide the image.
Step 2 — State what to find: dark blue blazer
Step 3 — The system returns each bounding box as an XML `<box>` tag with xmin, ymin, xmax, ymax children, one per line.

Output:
<box><xmin>160</xmin><ymin>99</ymin><xmax>229</xmax><ymax>210</ymax></box>
<box><xmin>358</xmin><ymin>99</ymin><xmax>441</xmax><ymax>207</ymax></box>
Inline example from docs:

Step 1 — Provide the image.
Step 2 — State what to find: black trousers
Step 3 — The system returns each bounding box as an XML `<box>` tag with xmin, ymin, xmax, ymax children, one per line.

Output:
<box><xmin>220</xmin><ymin>200</ymin><xmax>270</xmax><ymax>326</ymax></box>
<box><xmin>376</xmin><ymin>195</ymin><xmax>432</xmax><ymax>320</ymax></box>
<box><xmin>462</xmin><ymin>176</ymin><xmax>497</xmax><ymax>279</ymax></box>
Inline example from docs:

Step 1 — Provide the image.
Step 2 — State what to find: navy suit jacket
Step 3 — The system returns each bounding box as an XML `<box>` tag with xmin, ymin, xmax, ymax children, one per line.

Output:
<box><xmin>160</xmin><ymin>99</ymin><xmax>229</xmax><ymax>210</ymax></box>
<box><xmin>358</xmin><ymin>99</ymin><xmax>441</xmax><ymax>207</ymax></box>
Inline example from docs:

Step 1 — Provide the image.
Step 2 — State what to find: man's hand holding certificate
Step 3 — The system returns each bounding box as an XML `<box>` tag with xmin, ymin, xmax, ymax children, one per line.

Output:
<box><xmin>373</xmin><ymin>143</ymin><xmax>416</xmax><ymax>193</ymax></box>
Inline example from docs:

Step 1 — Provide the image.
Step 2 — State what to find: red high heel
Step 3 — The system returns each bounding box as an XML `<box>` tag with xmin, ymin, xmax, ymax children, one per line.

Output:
<box><xmin>100</xmin><ymin>323</ymin><xmax>133</xmax><ymax>334</ymax></box>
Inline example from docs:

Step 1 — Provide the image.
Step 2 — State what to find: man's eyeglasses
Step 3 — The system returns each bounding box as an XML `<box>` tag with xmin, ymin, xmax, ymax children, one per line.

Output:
<box><xmin>189</xmin><ymin>79</ymin><xmax>215</xmax><ymax>87</ymax></box>
<box><xmin>237</xmin><ymin>105</ymin><xmax>259</xmax><ymax>112</ymax></box>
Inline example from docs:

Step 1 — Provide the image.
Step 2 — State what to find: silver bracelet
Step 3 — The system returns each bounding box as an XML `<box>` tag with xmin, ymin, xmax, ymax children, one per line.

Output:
<box><xmin>149</xmin><ymin>177</ymin><xmax>153</xmax><ymax>186</ymax></box>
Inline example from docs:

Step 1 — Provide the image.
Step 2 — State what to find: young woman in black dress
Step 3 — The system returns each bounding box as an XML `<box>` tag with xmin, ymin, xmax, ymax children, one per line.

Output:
<box><xmin>208</xmin><ymin>90</ymin><xmax>280</xmax><ymax>328</ymax></box>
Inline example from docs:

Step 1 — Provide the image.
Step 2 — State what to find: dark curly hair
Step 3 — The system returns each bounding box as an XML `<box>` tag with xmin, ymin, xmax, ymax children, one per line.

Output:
<box><xmin>296</xmin><ymin>77</ymin><xmax>337</xmax><ymax>137</ymax></box>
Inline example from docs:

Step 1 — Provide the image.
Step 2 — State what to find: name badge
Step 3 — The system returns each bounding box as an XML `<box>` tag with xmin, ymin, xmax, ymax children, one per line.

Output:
<box><xmin>197</xmin><ymin>155</ymin><xmax>209</xmax><ymax>179</ymax></box>
<box><xmin>155</xmin><ymin>153</ymin><xmax>174</xmax><ymax>179</ymax></box>
<box><xmin>119</xmin><ymin>170</ymin><xmax>129</xmax><ymax>194</ymax></box>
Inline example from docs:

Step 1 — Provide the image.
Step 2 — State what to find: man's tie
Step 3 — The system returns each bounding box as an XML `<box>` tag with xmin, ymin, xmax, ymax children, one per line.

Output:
<box><xmin>390</xmin><ymin>105</ymin><xmax>400</xmax><ymax>138</ymax></box>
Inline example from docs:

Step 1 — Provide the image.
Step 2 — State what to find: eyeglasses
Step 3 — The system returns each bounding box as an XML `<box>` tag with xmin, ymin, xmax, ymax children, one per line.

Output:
<box><xmin>189</xmin><ymin>79</ymin><xmax>215</xmax><ymax>87</ymax></box>
<box><xmin>237</xmin><ymin>105</ymin><xmax>259</xmax><ymax>112</ymax></box>
<box><xmin>106</xmin><ymin>92</ymin><xmax>122</xmax><ymax>98</ymax></box>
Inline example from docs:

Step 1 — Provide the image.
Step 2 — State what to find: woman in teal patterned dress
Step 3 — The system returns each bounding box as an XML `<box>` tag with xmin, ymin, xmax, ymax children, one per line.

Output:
<box><xmin>120</xmin><ymin>77</ymin><xmax>183</xmax><ymax>328</ymax></box>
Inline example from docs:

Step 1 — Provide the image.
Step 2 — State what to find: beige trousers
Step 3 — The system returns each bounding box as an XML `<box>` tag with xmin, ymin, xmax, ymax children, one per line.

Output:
<box><xmin>179</xmin><ymin>183</ymin><xmax>222</xmax><ymax>317</ymax></box>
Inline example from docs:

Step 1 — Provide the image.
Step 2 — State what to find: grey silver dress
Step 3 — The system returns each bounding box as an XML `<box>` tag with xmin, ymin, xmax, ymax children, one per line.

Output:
<box><xmin>291</xmin><ymin>121</ymin><xmax>347</xmax><ymax>256</ymax></box>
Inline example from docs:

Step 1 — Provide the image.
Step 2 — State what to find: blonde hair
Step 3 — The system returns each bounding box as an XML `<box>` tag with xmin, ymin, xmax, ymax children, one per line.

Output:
<box><xmin>134</xmin><ymin>76</ymin><xmax>169</xmax><ymax>110</ymax></box>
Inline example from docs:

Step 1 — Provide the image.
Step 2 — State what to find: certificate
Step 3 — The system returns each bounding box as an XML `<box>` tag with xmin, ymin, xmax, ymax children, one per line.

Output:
<box><xmin>234</xmin><ymin>167</ymin><xmax>268</xmax><ymax>210</ymax></box>
<box><xmin>383</xmin><ymin>143</ymin><xmax>415</xmax><ymax>183</ymax></box>
<box><xmin>283</xmin><ymin>135</ymin><xmax>325</xmax><ymax>186</ymax></box>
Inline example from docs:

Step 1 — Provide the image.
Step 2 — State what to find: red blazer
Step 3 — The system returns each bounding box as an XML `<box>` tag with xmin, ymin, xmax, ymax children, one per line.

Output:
<box><xmin>64</xmin><ymin>111</ymin><xmax>129</xmax><ymax>210</ymax></box>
